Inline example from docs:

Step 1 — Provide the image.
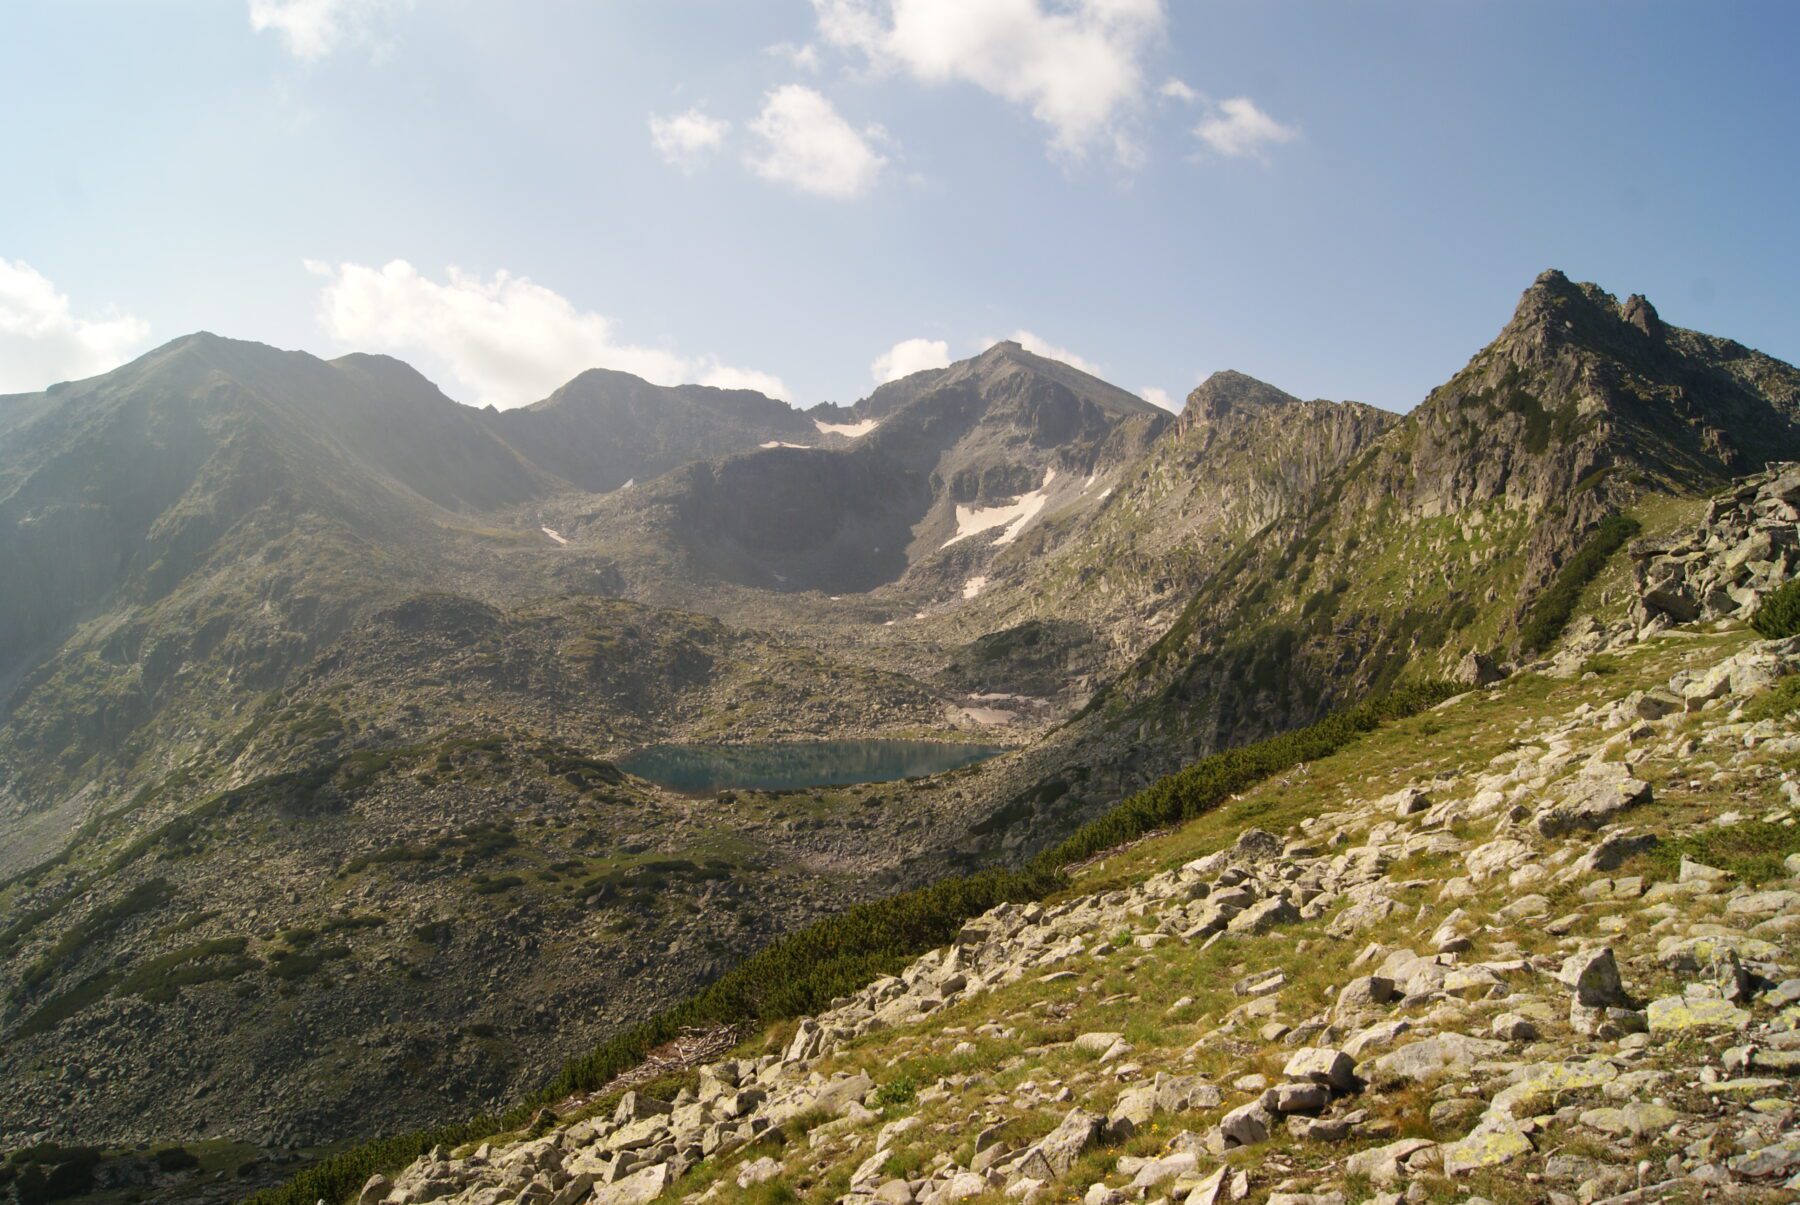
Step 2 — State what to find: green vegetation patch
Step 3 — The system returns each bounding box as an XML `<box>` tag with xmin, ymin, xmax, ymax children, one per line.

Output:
<box><xmin>4</xmin><ymin>1144</ymin><xmax>102</xmax><ymax>1204</ymax></box>
<box><xmin>1751</xmin><ymin>579</ymin><xmax>1800</xmax><ymax>639</ymax></box>
<box><xmin>267</xmin><ymin>944</ymin><xmax>352</xmax><ymax>980</ymax></box>
<box><xmin>1038</xmin><ymin>680</ymin><xmax>1460</xmax><ymax>869</ymax></box>
<box><xmin>1638</xmin><ymin>820</ymin><xmax>1800</xmax><ymax>887</ymax></box>
<box><xmin>1518</xmin><ymin>513</ymin><xmax>1641</xmax><ymax>654</ymax></box>
<box><xmin>1742</xmin><ymin>673</ymin><xmax>1800</xmax><ymax>723</ymax></box>
<box><xmin>115</xmin><ymin>937</ymin><xmax>258</xmax><ymax>1002</ymax></box>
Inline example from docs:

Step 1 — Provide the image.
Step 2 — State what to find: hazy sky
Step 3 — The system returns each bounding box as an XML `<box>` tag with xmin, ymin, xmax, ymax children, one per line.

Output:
<box><xmin>3</xmin><ymin>1</ymin><xmax>1796</xmax><ymax>411</ymax></box>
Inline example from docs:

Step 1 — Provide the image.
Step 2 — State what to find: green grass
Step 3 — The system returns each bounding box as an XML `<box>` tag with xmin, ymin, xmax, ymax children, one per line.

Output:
<box><xmin>1638</xmin><ymin>820</ymin><xmax>1800</xmax><ymax>886</ymax></box>
<box><xmin>1742</xmin><ymin>673</ymin><xmax>1800</xmax><ymax>723</ymax></box>
<box><xmin>115</xmin><ymin>937</ymin><xmax>259</xmax><ymax>1002</ymax></box>
<box><xmin>1036</xmin><ymin>680</ymin><xmax>1459</xmax><ymax>870</ymax></box>
<box><xmin>10</xmin><ymin>878</ymin><xmax>173</xmax><ymax>1003</ymax></box>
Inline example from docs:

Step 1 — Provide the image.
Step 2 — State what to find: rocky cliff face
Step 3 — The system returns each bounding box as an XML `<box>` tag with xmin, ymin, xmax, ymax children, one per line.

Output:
<box><xmin>1092</xmin><ymin>273</ymin><xmax>1800</xmax><ymax>746</ymax></box>
<box><xmin>487</xmin><ymin>372</ymin><xmax>821</xmax><ymax>495</ymax></box>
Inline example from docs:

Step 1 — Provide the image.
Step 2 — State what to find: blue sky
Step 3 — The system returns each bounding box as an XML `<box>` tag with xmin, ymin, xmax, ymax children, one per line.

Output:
<box><xmin>2</xmin><ymin>1</ymin><xmax>1796</xmax><ymax>411</ymax></box>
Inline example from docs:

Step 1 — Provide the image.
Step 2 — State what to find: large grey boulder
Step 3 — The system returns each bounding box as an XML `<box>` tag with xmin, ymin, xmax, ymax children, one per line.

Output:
<box><xmin>1211</xmin><ymin>1101</ymin><xmax>1273</xmax><ymax>1150</ymax></box>
<box><xmin>1283</xmin><ymin>1048</ymin><xmax>1357</xmax><ymax>1093</ymax></box>
<box><xmin>1535</xmin><ymin>765</ymin><xmax>1651</xmax><ymax>838</ymax></box>
<box><xmin>1554</xmin><ymin>947</ymin><xmax>1630</xmax><ymax>1008</ymax></box>
<box><xmin>1227</xmin><ymin>896</ymin><xmax>1300</xmax><ymax>935</ymax></box>
<box><xmin>1026</xmin><ymin>1108</ymin><xmax>1102</xmax><ymax>1177</ymax></box>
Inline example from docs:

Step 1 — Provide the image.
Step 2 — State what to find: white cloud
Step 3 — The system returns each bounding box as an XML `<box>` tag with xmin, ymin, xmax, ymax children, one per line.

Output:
<box><xmin>814</xmin><ymin>0</ymin><xmax>1165</xmax><ymax>161</ymax></box>
<box><xmin>699</xmin><ymin>365</ymin><xmax>792</xmax><ymax>400</ymax></box>
<box><xmin>872</xmin><ymin>337</ymin><xmax>950</xmax><ymax>383</ymax></box>
<box><xmin>745</xmin><ymin>84</ymin><xmax>885</xmax><ymax>198</ymax></box>
<box><xmin>1141</xmin><ymin>386</ymin><xmax>1178</xmax><ymax>411</ymax></box>
<box><xmin>0</xmin><ymin>259</ymin><xmax>150</xmax><ymax>393</ymax></box>
<box><xmin>747</xmin><ymin>85</ymin><xmax>888</xmax><ymax>199</ymax></box>
<box><xmin>1194</xmin><ymin>96</ymin><xmax>1300</xmax><ymax>160</ymax></box>
<box><xmin>649</xmin><ymin>107</ymin><xmax>731</xmax><ymax>172</ymax></box>
<box><xmin>1158</xmin><ymin>78</ymin><xmax>1199</xmax><ymax>103</ymax></box>
<box><xmin>767</xmin><ymin>41</ymin><xmax>823</xmax><ymax>72</ymax></box>
<box><xmin>308</xmin><ymin>259</ymin><xmax>787</xmax><ymax>407</ymax></box>
<box><xmin>987</xmin><ymin>329</ymin><xmax>1103</xmax><ymax>377</ymax></box>
<box><xmin>247</xmin><ymin>0</ymin><xmax>406</xmax><ymax>60</ymax></box>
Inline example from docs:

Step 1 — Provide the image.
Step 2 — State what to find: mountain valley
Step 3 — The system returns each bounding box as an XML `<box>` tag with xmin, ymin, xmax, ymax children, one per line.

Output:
<box><xmin>1</xmin><ymin>272</ymin><xmax>1797</xmax><ymax>1205</ymax></box>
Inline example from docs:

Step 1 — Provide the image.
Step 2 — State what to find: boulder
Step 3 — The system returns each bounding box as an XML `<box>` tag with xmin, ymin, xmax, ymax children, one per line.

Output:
<box><xmin>1234</xmin><ymin>828</ymin><xmax>1283</xmax><ymax>860</ymax></box>
<box><xmin>1212</xmin><ymin>1101</ymin><xmax>1273</xmax><ymax>1149</ymax></box>
<box><xmin>1556</xmin><ymin>947</ymin><xmax>1628</xmax><ymax>1007</ymax></box>
<box><xmin>1343</xmin><ymin>1139</ymin><xmax>1436</xmax><ymax>1187</ymax></box>
<box><xmin>1283</xmin><ymin>1048</ymin><xmax>1357</xmax><ymax>1093</ymax></box>
<box><xmin>1226</xmin><ymin>896</ymin><xmax>1300</xmax><ymax>935</ymax></box>
<box><xmin>1535</xmin><ymin>766</ymin><xmax>1651</xmax><ymax>838</ymax></box>
<box><xmin>1455</xmin><ymin>651</ymin><xmax>1505</xmax><ymax>687</ymax></box>
<box><xmin>593</xmin><ymin>1163</ymin><xmax>669</xmax><ymax>1205</ymax></box>
<box><xmin>1027</xmin><ymin>1109</ymin><xmax>1102</xmax><ymax>1176</ymax></box>
<box><xmin>1440</xmin><ymin>1115</ymin><xmax>1532</xmax><ymax>1175</ymax></box>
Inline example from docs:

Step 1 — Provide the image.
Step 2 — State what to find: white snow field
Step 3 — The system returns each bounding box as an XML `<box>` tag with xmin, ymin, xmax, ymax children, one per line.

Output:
<box><xmin>813</xmin><ymin>417</ymin><xmax>880</xmax><ymax>438</ymax></box>
<box><xmin>942</xmin><ymin>469</ymin><xmax>1056</xmax><ymax>549</ymax></box>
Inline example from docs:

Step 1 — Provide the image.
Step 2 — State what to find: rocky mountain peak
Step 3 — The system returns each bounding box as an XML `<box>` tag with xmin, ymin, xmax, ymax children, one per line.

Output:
<box><xmin>1183</xmin><ymin>370</ymin><xmax>1302</xmax><ymax>421</ymax></box>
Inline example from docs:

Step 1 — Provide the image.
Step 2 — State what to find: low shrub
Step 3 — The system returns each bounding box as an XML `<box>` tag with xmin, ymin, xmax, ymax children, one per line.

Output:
<box><xmin>1751</xmin><ymin>579</ymin><xmax>1800</xmax><ymax>638</ymax></box>
<box><xmin>1518</xmin><ymin>513</ymin><xmax>1641</xmax><ymax>654</ymax></box>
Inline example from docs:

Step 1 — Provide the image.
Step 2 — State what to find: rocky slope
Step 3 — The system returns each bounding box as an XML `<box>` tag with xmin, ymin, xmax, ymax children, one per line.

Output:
<box><xmin>916</xmin><ymin>373</ymin><xmax>1397</xmax><ymax>691</ymax></box>
<box><xmin>347</xmin><ymin>498</ymin><xmax>1800</xmax><ymax>1205</ymax></box>
<box><xmin>913</xmin><ymin>276</ymin><xmax>1800</xmax><ymax>870</ymax></box>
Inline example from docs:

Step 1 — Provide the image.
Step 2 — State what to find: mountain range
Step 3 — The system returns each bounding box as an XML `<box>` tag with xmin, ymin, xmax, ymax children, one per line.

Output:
<box><xmin>2</xmin><ymin>270</ymin><xmax>1798</xmax><ymax>1198</ymax></box>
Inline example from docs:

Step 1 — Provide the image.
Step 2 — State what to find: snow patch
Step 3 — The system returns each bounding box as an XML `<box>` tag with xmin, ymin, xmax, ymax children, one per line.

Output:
<box><xmin>814</xmin><ymin>417</ymin><xmax>880</xmax><ymax>438</ymax></box>
<box><xmin>619</xmin><ymin>478</ymin><xmax>635</xmax><ymax>491</ymax></box>
<box><xmin>941</xmin><ymin>468</ymin><xmax>1057</xmax><ymax>549</ymax></box>
<box><xmin>1098</xmin><ymin>487</ymin><xmax>1113</xmax><ymax>500</ymax></box>
<box><xmin>540</xmin><ymin>526</ymin><xmax>568</xmax><ymax>545</ymax></box>
<box><xmin>956</xmin><ymin>706</ymin><xmax>1016</xmax><ymax>726</ymax></box>
<box><xmin>760</xmin><ymin>440</ymin><xmax>809</xmax><ymax>449</ymax></box>
<box><xmin>962</xmin><ymin>575</ymin><xmax>989</xmax><ymax>600</ymax></box>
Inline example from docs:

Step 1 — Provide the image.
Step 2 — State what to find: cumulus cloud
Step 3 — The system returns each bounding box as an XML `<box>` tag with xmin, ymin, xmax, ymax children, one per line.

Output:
<box><xmin>767</xmin><ymin>41</ymin><xmax>823</xmax><ymax>72</ymax></box>
<box><xmin>1140</xmin><ymin>386</ymin><xmax>1178</xmax><ymax>411</ymax></box>
<box><xmin>871</xmin><ymin>337</ymin><xmax>950</xmax><ymax>383</ymax></box>
<box><xmin>747</xmin><ymin>85</ymin><xmax>887</xmax><ymax>199</ymax></box>
<box><xmin>1158</xmin><ymin>78</ymin><xmax>1199</xmax><ymax>103</ymax></box>
<box><xmin>814</xmin><ymin>0</ymin><xmax>1165</xmax><ymax>161</ymax></box>
<box><xmin>649</xmin><ymin>107</ymin><xmax>730</xmax><ymax>171</ymax></box>
<box><xmin>0</xmin><ymin>259</ymin><xmax>150</xmax><ymax>393</ymax></box>
<box><xmin>987</xmin><ymin>329</ymin><xmax>1104</xmax><ymax>377</ymax></box>
<box><xmin>1194</xmin><ymin>97</ymin><xmax>1300</xmax><ymax>160</ymax></box>
<box><xmin>698</xmin><ymin>365</ymin><xmax>791</xmax><ymax>399</ymax></box>
<box><xmin>247</xmin><ymin>0</ymin><xmax>407</xmax><ymax>60</ymax></box>
<box><xmin>307</xmin><ymin>259</ymin><xmax>788</xmax><ymax>407</ymax></box>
